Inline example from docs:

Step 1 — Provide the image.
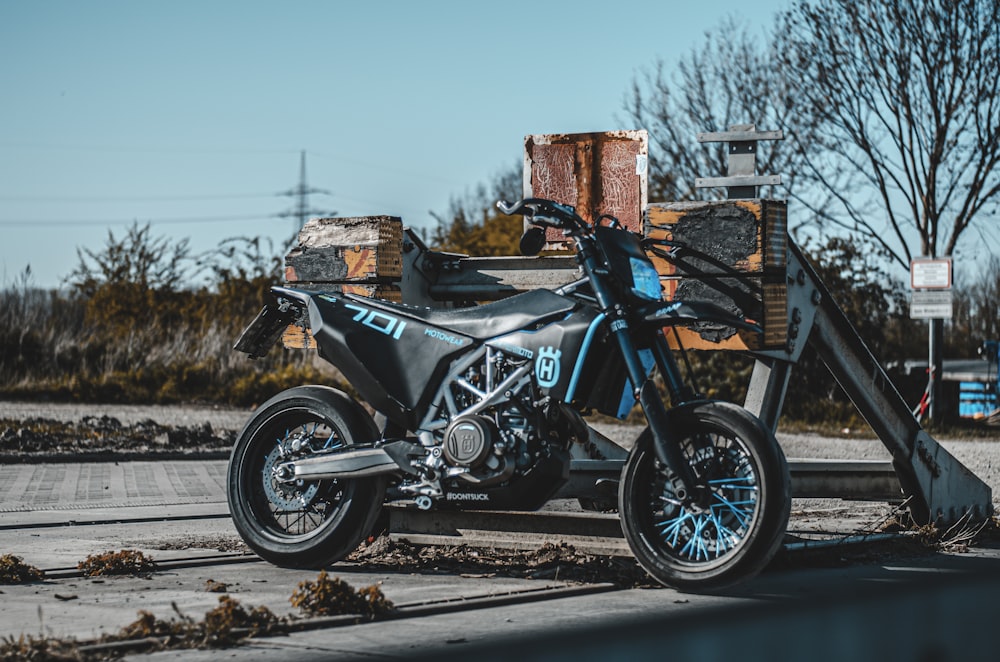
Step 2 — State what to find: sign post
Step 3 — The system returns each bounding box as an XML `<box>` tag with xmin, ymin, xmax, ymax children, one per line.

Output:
<box><xmin>910</xmin><ymin>257</ymin><xmax>953</xmax><ymax>421</ymax></box>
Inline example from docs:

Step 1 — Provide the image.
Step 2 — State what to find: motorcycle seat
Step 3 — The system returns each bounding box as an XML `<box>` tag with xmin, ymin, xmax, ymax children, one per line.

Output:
<box><xmin>348</xmin><ymin>289</ymin><xmax>576</xmax><ymax>340</ymax></box>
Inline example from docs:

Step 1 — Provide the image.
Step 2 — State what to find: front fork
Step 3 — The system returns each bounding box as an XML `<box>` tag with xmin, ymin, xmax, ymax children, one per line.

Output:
<box><xmin>573</xmin><ymin>239</ymin><xmax>703</xmax><ymax>504</ymax></box>
<box><xmin>608</xmin><ymin>312</ymin><xmax>703</xmax><ymax>504</ymax></box>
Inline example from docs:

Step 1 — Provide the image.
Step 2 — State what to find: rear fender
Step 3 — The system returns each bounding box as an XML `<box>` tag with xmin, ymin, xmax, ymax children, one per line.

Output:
<box><xmin>233</xmin><ymin>287</ymin><xmax>311</xmax><ymax>359</ymax></box>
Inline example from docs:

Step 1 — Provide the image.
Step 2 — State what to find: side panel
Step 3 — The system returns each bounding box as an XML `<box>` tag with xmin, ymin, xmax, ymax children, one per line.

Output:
<box><xmin>487</xmin><ymin>307</ymin><xmax>606</xmax><ymax>405</ymax></box>
<box><xmin>307</xmin><ymin>294</ymin><xmax>475</xmax><ymax>426</ymax></box>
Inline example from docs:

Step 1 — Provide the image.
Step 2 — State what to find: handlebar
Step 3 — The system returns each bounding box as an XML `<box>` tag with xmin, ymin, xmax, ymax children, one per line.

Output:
<box><xmin>496</xmin><ymin>198</ymin><xmax>589</xmax><ymax>232</ymax></box>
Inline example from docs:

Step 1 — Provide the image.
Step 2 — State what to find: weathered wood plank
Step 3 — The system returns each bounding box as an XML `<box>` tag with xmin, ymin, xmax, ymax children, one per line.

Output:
<box><xmin>427</xmin><ymin>255</ymin><xmax>580</xmax><ymax>300</ymax></box>
<box><xmin>280</xmin><ymin>283</ymin><xmax>403</xmax><ymax>349</ymax></box>
<box><xmin>281</xmin><ymin>216</ymin><xmax>404</xmax><ymax>350</ymax></box>
<box><xmin>645</xmin><ymin>199</ymin><xmax>787</xmax><ymax>351</ymax></box>
<box><xmin>285</xmin><ymin>216</ymin><xmax>403</xmax><ymax>283</ymax></box>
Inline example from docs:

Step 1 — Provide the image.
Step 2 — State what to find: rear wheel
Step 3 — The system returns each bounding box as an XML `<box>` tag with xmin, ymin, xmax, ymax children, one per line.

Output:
<box><xmin>619</xmin><ymin>401</ymin><xmax>790</xmax><ymax>591</ymax></box>
<box><xmin>227</xmin><ymin>386</ymin><xmax>386</xmax><ymax>568</ymax></box>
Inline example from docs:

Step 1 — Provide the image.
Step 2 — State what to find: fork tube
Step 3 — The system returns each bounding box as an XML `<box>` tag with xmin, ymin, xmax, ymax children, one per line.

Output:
<box><xmin>620</xmin><ymin>328</ymin><xmax>701</xmax><ymax>501</ymax></box>
<box><xmin>575</xmin><ymin>236</ymin><xmax>700</xmax><ymax>499</ymax></box>
<box><xmin>653</xmin><ymin>330</ymin><xmax>696</xmax><ymax>405</ymax></box>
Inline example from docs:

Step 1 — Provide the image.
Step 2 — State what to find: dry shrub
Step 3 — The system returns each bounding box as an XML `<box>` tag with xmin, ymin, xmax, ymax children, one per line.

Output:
<box><xmin>202</xmin><ymin>595</ymin><xmax>280</xmax><ymax>646</ymax></box>
<box><xmin>0</xmin><ymin>633</ymin><xmax>80</xmax><ymax>661</ymax></box>
<box><xmin>117</xmin><ymin>608</ymin><xmax>190</xmax><ymax>641</ymax></box>
<box><xmin>113</xmin><ymin>595</ymin><xmax>280</xmax><ymax>649</ymax></box>
<box><xmin>289</xmin><ymin>570</ymin><xmax>394</xmax><ymax>618</ymax></box>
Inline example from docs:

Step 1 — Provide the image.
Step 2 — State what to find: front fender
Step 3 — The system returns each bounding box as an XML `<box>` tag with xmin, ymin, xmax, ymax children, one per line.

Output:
<box><xmin>638</xmin><ymin>299</ymin><xmax>762</xmax><ymax>334</ymax></box>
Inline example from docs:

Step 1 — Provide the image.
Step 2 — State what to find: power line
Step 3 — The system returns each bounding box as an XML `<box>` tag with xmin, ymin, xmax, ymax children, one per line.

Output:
<box><xmin>0</xmin><ymin>192</ymin><xmax>279</xmax><ymax>203</ymax></box>
<box><xmin>0</xmin><ymin>141</ymin><xmax>299</xmax><ymax>156</ymax></box>
<box><xmin>307</xmin><ymin>149</ymin><xmax>462</xmax><ymax>186</ymax></box>
<box><xmin>0</xmin><ymin>141</ymin><xmax>464</xmax><ymax>187</ymax></box>
<box><xmin>0</xmin><ymin>151</ymin><xmax>434</xmax><ymax>229</ymax></box>
<box><xmin>0</xmin><ymin>215</ymin><xmax>279</xmax><ymax>227</ymax></box>
<box><xmin>0</xmin><ymin>157</ymin><xmax>329</xmax><ymax>229</ymax></box>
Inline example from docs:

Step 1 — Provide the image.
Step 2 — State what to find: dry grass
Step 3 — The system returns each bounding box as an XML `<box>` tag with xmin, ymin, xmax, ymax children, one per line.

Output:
<box><xmin>289</xmin><ymin>570</ymin><xmax>394</xmax><ymax>618</ymax></box>
<box><xmin>77</xmin><ymin>550</ymin><xmax>157</xmax><ymax>577</ymax></box>
<box><xmin>0</xmin><ymin>554</ymin><xmax>44</xmax><ymax>584</ymax></box>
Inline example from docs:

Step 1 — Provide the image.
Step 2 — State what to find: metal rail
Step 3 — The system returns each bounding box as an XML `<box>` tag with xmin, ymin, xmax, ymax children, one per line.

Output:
<box><xmin>563</xmin><ymin>457</ymin><xmax>902</xmax><ymax>504</ymax></box>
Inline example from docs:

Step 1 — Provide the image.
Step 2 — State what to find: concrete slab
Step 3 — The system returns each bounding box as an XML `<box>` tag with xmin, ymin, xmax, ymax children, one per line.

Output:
<box><xmin>0</xmin><ymin>460</ymin><xmax>228</xmax><ymax>513</ymax></box>
<box><xmin>1</xmin><ymin>457</ymin><xmax>995</xmax><ymax>661</ymax></box>
<box><xmin>130</xmin><ymin>545</ymin><xmax>1000</xmax><ymax>662</ymax></box>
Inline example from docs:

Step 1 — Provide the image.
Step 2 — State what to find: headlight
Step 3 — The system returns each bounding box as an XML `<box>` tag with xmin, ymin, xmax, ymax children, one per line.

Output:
<box><xmin>629</xmin><ymin>257</ymin><xmax>662</xmax><ymax>301</ymax></box>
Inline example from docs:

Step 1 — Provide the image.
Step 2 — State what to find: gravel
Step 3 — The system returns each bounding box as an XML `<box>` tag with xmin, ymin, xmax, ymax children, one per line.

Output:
<box><xmin>0</xmin><ymin>401</ymin><xmax>253</xmax><ymax>431</ymax></box>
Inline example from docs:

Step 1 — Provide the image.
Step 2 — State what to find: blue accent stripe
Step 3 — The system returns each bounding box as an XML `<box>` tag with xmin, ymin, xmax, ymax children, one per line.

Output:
<box><xmin>565</xmin><ymin>313</ymin><xmax>607</xmax><ymax>403</ymax></box>
<box><xmin>615</xmin><ymin>348</ymin><xmax>656</xmax><ymax>418</ymax></box>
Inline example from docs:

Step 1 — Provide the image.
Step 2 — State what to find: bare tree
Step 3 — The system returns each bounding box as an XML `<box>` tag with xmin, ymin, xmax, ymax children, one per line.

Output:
<box><xmin>622</xmin><ymin>18</ymin><xmax>812</xmax><ymax>203</ymax></box>
<box><xmin>777</xmin><ymin>0</ymin><xmax>1000</xmax><ymax>270</ymax></box>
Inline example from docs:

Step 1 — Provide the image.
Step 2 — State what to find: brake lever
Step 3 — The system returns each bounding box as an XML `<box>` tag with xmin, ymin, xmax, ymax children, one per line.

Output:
<box><xmin>643</xmin><ymin>237</ymin><xmax>686</xmax><ymax>261</ymax></box>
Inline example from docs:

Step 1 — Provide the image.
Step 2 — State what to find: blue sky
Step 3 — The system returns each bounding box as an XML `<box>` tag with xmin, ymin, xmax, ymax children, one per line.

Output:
<box><xmin>0</xmin><ymin>0</ymin><xmax>787</xmax><ymax>289</ymax></box>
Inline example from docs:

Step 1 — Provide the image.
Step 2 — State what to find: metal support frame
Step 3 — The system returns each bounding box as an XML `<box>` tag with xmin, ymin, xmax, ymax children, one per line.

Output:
<box><xmin>695</xmin><ymin>124</ymin><xmax>783</xmax><ymax>199</ymax></box>
<box><xmin>743</xmin><ymin>359</ymin><xmax>792</xmax><ymax>434</ymax></box>
<box><xmin>748</xmin><ymin>243</ymin><xmax>991</xmax><ymax>524</ymax></box>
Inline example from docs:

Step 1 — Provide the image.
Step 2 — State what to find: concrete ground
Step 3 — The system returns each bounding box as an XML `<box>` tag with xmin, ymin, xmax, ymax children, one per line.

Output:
<box><xmin>2</xmin><ymin>401</ymin><xmax>1000</xmax><ymax>660</ymax></box>
<box><xmin>1</xmin><ymin>457</ymin><xmax>999</xmax><ymax>661</ymax></box>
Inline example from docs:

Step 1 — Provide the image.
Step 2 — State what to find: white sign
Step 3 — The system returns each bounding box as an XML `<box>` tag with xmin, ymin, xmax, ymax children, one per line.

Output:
<box><xmin>910</xmin><ymin>290</ymin><xmax>953</xmax><ymax>319</ymax></box>
<box><xmin>910</xmin><ymin>258</ymin><xmax>952</xmax><ymax>290</ymax></box>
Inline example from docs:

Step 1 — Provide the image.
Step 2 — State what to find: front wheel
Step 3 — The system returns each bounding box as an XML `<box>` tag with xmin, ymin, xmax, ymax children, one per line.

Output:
<box><xmin>227</xmin><ymin>386</ymin><xmax>387</xmax><ymax>568</ymax></box>
<box><xmin>619</xmin><ymin>401</ymin><xmax>790</xmax><ymax>591</ymax></box>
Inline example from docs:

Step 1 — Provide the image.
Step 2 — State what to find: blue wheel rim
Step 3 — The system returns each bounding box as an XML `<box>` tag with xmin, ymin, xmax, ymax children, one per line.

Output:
<box><xmin>651</xmin><ymin>437</ymin><xmax>760</xmax><ymax>565</ymax></box>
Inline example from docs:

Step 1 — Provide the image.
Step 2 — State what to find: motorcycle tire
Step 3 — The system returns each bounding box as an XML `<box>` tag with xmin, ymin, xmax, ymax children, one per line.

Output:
<box><xmin>227</xmin><ymin>385</ymin><xmax>387</xmax><ymax>568</ymax></box>
<box><xmin>619</xmin><ymin>400</ymin><xmax>790</xmax><ymax>591</ymax></box>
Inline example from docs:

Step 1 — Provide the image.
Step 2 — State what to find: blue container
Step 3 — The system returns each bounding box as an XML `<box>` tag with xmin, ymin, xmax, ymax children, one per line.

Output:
<box><xmin>959</xmin><ymin>381</ymin><xmax>998</xmax><ymax>419</ymax></box>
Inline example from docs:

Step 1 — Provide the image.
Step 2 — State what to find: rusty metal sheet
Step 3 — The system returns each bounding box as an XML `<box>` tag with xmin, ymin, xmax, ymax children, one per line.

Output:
<box><xmin>597</xmin><ymin>139</ymin><xmax>643</xmax><ymax>231</ymax></box>
<box><xmin>529</xmin><ymin>143</ymin><xmax>578</xmax><ymax>208</ymax></box>
<box><xmin>524</xmin><ymin>131</ymin><xmax>648</xmax><ymax>243</ymax></box>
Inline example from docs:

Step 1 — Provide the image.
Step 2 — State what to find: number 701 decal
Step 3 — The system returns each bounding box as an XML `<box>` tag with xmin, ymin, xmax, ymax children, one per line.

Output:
<box><xmin>345</xmin><ymin>303</ymin><xmax>407</xmax><ymax>340</ymax></box>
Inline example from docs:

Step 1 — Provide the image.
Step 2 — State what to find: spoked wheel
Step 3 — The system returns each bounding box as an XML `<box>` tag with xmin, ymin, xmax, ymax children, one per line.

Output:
<box><xmin>227</xmin><ymin>386</ymin><xmax>386</xmax><ymax>568</ymax></box>
<box><xmin>619</xmin><ymin>401</ymin><xmax>790</xmax><ymax>591</ymax></box>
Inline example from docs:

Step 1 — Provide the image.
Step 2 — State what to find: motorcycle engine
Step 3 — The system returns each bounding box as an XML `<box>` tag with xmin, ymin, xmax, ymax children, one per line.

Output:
<box><xmin>438</xmin><ymin>351</ymin><xmax>547</xmax><ymax>484</ymax></box>
<box><xmin>401</xmin><ymin>346</ymin><xmax>573</xmax><ymax>506</ymax></box>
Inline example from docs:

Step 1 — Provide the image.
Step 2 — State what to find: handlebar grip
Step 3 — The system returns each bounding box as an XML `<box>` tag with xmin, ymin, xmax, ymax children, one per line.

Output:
<box><xmin>497</xmin><ymin>197</ymin><xmax>588</xmax><ymax>232</ymax></box>
<box><xmin>496</xmin><ymin>200</ymin><xmax>521</xmax><ymax>216</ymax></box>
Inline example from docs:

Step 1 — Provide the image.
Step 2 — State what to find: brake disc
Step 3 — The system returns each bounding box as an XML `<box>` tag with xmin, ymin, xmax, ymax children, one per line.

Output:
<box><xmin>262</xmin><ymin>444</ymin><xmax>320</xmax><ymax>511</ymax></box>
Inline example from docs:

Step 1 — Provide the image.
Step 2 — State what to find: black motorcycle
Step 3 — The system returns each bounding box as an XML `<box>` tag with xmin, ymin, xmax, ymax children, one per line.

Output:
<box><xmin>231</xmin><ymin>197</ymin><xmax>790</xmax><ymax>590</ymax></box>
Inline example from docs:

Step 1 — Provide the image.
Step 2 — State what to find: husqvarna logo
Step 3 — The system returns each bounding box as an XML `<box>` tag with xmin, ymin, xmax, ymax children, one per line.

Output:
<box><xmin>535</xmin><ymin>346</ymin><xmax>562</xmax><ymax>388</ymax></box>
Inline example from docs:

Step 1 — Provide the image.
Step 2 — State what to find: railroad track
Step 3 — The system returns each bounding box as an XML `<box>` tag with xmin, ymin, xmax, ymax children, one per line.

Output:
<box><xmin>0</xmin><ymin>470</ymin><xmax>913</xmax><ymax>659</ymax></box>
<box><xmin>0</xmin><ymin>454</ymin><xmax>906</xmax><ymax>554</ymax></box>
<box><xmin>4</xmin><ymin>492</ymin><xmax>906</xmax><ymax>566</ymax></box>
<box><xmin>2</xmin><ymin>507</ymin><xmax>628</xmax><ymax>659</ymax></box>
